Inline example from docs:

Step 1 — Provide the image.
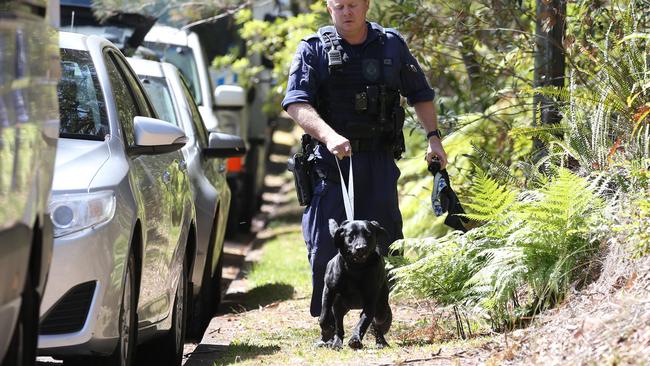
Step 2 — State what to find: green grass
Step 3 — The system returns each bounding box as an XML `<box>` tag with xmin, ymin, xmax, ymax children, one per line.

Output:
<box><xmin>246</xmin><ymin>229</ymin><xmax>312</xmax><ymax>300</ymax></box>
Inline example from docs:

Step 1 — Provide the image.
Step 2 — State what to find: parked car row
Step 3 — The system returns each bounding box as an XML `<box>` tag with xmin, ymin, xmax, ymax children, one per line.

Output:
<box><xmin>1</xmin><ymin>1</ymin><xmax>249</xmax><ymax>365</ymax></box>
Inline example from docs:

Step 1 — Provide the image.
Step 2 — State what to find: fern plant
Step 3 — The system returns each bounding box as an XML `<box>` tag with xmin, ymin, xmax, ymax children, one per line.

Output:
<box><xmin>518</xmin><ymin>0</ymin><xmax>650</xmax><ymax>175</ymax></box>
<box><xmin>391</xmin><ymin>168</ymin><xmax>605</xmax><ymax>331</ymax></box>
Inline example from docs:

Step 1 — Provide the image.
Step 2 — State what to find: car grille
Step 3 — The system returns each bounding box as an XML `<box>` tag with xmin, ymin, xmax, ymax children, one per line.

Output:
<box><xmin>40</xmin><ymin>281</ymin><xmax>96</xmax><ymax>335</ymax></box>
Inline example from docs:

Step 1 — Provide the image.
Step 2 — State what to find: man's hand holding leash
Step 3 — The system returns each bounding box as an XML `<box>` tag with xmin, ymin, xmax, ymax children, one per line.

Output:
<box><xmin>325</xmin><ymin>132</ymin><xmax>352</xmax><ymax>160</ymax></box>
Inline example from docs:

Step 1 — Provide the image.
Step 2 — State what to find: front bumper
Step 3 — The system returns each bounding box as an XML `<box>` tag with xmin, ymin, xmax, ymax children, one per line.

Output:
<box><xmin>37</xmin><ymin>216</ymin><xmax>129</xmax><ymax>357</ymax></box>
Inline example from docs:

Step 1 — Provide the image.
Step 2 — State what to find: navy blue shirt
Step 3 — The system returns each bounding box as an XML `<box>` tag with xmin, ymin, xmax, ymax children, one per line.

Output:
<box><xmin>281</xmin><ymin>22</ymin><xmax>434</xmax><ymax>111</ymax></box>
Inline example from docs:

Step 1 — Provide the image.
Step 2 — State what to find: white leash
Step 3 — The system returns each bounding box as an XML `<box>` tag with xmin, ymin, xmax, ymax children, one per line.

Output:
<box><xmin>335</xmin><ymin>156</ymin><xmax>354</xmax><ymax>221</ymax></box>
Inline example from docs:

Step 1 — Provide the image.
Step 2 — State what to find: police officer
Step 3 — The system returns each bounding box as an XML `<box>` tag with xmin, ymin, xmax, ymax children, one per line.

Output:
<box><xmin>282</xmin><ymin>0</ymin><xmax>448</xmax><ymax>317</ymax></box>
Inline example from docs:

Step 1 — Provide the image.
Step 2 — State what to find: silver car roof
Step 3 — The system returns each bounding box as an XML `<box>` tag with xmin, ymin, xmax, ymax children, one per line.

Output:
<box><xmin>128</xmin><ymin>57</ymin><xmax>165</xmax><ymax>78</ymax></box>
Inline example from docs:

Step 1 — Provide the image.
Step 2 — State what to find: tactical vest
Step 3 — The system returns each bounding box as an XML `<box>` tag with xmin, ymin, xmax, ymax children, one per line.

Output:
<box><xmin>314</xmin><ymin>25</ymin><xmax>405</xmax><ymax>157</ymax></box>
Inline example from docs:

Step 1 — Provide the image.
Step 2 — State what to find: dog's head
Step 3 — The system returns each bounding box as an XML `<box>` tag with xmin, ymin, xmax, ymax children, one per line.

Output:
<box><xmin>329</xmin><ymin>219</ymin><xmax>389</xmax><ymax>264</ymax></box>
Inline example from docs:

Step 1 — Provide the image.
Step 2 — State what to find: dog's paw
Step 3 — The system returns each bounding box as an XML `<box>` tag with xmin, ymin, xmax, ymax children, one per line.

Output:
<box><xmin>348</xmin><ymin>336</ymin><xmax>363</xmax><ymax>350</ymax></box>
<box><xmin>314</xmin><ymin>339</ymin><xmax>331</xmax><ymax>348</ymax></box>
<box><xmin>375</xmin><ymin>335</ymin><xmax>389</xmax><ymax>349</ymax></box>
<box><xmin>330</xmin><ymin>336</ymin><xmax>344</xmax><ymax>350</ymax></box>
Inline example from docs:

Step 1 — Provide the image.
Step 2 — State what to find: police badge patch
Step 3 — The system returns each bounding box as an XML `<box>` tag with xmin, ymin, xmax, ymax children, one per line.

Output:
<box><xmin>289</xmin><ymin>53</ymin><xmax>301</xmax><ymax>76</ymax></box>
<box><xmin>362</xmin><ymin>59</ymin><xmax>380</xmax><ymax>82</ymax></box>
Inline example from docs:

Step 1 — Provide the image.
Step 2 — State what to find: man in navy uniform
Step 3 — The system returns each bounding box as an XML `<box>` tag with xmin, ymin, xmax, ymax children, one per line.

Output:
<box><xmin>282</xmin><ymin>0</ymin><xmax>448</xmax><ymax>317</ymax></box>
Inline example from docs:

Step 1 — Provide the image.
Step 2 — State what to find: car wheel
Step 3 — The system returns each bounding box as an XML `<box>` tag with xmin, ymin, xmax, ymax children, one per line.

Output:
<box><xmin>2</xmin><ymin>269</ymin><xmax>38</xmax><ymax>366</ymax></box>
<box><xmin>189</xmin><ymin>228</ymin><xmax>217</xmax><ymax>339</ymax></box>
<box><xmin>138</xmin><ymin>259</ymin><xmax>187</xmax><ymax>366</ymax></box>
<box><xmin>102</xmin><ymin>252</ymin><xmax>137</xmax><ymax>366</ymax></box>
<box><xmin>210</xmin><ymin>246</ymin><xmax>224</xmax><ymax>312</ymax></box>
<box><xmin>225</xmin><ymin>176</ymin><xmax>241</xmax><ymax>238</ymax></box>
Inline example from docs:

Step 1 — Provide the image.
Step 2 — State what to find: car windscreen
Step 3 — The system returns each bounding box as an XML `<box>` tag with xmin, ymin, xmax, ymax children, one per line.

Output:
<box><xmin>138</xmin><ymin>75</ymin><xmax>179</xmax><ymax>127</ymax></box>
<box><xmin>142</xmin><ymin>42</ymin><xmax>202</xmax><ymax>106</ymax></box>
<box><xmin>58</xmin><ymin>48</ymin><xmax>109</xmax><ymax>140</ymax></box>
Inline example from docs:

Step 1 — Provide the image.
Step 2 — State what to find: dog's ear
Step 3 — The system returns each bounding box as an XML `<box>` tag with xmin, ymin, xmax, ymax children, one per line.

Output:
<box><xmin>369</xmin><ymin>220</ymin><xmax>390</xmax><ymax>246</ymax></box>
<box><xmin>329</xmin><ymin>219</ymin><xmax>347</xmax><ymax>249</ymax></box>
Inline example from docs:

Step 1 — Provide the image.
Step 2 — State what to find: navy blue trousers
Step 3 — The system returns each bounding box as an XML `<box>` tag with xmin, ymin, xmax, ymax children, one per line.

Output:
<box><xmin>302</xmin><ymin>144</ymin><xmax>403</xmax><ymax>317</ymax></box>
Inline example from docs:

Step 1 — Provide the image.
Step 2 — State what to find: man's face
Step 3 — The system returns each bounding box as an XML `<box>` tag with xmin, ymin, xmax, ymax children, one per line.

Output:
<box><xmin>327</xmin><ymin>0</ymin><xmax>369</xmax><ymax>39</ymax></box>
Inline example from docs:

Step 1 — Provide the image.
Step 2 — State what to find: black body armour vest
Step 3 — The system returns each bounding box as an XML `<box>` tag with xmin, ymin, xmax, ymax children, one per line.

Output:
<box><xmin>315</xmin><ymin>26</ymin><xmax>402</xmax><ymax>146</ymax></box>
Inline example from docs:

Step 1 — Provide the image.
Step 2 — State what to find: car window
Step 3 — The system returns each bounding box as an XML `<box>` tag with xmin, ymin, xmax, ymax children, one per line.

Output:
<box><xmin>104</xmin><ymin>50</ymin><xmax>138</xmax><ymax>146</ymax></box>
<box><xmin>110</xmin><ymin>53</ymin><xmax>157</xmax><ymax>119</ymax></box>
<box><xmin>58</xmin><ymin>49</ymin><xmax>109</xmax><ymax>140</ymax></box>
<box><xmin>143</xmin><ymin>42</ymin><xmax>202</xmax><ymax>106</ymax></box>
<box><xmin>179</xmin><ymin>74</ymin><xmax>208</xmax><ymax>149</ymax></box>
<box><xmin>139</xmin><ymin>76</ymin><xmax>178</xmax><ymax>127</ymax></box>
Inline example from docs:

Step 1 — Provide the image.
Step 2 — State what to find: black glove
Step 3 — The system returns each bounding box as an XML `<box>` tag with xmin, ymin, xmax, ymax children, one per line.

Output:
<box><xmin>428</xmin><ymin>160</ymin><xmax>468</xmax><ymax>232</ymax></box>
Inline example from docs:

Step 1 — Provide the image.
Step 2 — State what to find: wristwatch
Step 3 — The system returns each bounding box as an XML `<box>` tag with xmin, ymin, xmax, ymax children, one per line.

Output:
<box><xmin>426</xmin><ymin>129</ymin><xmax>441</xmax><ymax>140</ymax></box>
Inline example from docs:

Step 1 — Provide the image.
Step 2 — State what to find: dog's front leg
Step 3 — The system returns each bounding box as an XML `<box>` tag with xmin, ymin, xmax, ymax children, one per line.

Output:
<box><xmin>317</xmin><ymin>286</ymin><xmax>335</xmax><ymax>346</ymax></box>
<box><xmin>330</xmin><ymin>300</ymin><xmax>346</xmax><ymax>350</ymax></box>
<box><xmin>348</xmin><ymin>306</ymin><xmax>375</xmax><ymax>350</ymax></box>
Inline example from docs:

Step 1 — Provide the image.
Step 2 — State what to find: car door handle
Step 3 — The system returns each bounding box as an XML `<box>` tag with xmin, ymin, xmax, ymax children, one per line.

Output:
<box><xmin>162</xmin><ymin>170</ymin><xmax>171</xmax><ymax>184</ymax></box>
<box><xmin>179</xmin><ymin>160</ymin><xmax>187</xmax><ymax>171</ymax></box>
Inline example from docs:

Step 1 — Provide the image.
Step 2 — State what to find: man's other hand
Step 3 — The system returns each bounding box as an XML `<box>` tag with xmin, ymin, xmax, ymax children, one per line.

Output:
<box><xmin>426</xmin><ymin>137</ymin><xmax>447</xmax><ymax>169</ymax></box>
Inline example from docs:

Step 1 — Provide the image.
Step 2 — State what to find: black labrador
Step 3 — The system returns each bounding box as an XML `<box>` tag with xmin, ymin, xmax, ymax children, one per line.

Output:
<box><xmin>317</xmin><ymin>219</ymin><xmax>392</xmax><ymax>350</ymax></box>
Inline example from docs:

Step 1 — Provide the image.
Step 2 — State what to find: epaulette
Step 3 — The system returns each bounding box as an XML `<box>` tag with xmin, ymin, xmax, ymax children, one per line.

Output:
<box><xmin>302</xmin><ymin>33</ymin><xmax>319</xmax><ymax>42</ymax></box>
<box><xmin>384</xmin><ymin>27</ymin><xmax>407</xmax><ymax>44</ymax></box>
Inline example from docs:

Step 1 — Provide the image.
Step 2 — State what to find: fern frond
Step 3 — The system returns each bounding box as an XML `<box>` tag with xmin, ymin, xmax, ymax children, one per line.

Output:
<box><xmin>463</xmin><ymin>170</ymin><xmax>518</xmax><ymax>222</ymax></box>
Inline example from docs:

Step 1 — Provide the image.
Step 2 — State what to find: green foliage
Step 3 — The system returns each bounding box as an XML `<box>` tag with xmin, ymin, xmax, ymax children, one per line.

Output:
<box><xmin>391</xmin><ymin>168</ymin><xmax>605</xmax><ymax>329</ymax></box>
<box><xmin>91</xmin><ymin>0</ymin><xmax>241</xmax><ymax>24</ymax></box>
<box><xmin>613</xmin><ymin>189</ymin><xmax>650</xmax><ymax>258</ymax></box>
<box><xmin>522</xmin><ymin>1</ymin><xmax>650</xmax><ymax>176</ymax></box>
<box><xmin>388</xmin><ymin>233</ymin><xmax>474</xmax><ymax>305</ymax></box>
<box><xmin>369</xmin><ymin>0</ymin><xmax>536</xmax><ymax>115</ymax></box>
<box><xmin>212</xmin><ymin>3</ymin><xmax>328</xmax><ymax>118</ymax></box>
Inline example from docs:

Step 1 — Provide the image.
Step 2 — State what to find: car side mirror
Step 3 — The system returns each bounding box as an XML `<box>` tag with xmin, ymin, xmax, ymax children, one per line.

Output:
<box><xmin>214</xmin><ymin>85</ymin><xmax>245</xmax><ymax>109</ymax></box>
<box><xmin>204</xmin><ymin>132</ymin><xmax>246</xmax><ymax>158</ymax></box>
<box><xmin>131</xmin><ymin>116</ymin><xmax>188</xmax><ymax>155</ymax></box>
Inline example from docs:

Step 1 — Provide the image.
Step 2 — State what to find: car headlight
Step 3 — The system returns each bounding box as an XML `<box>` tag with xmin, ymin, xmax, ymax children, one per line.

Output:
<box><xmin>49</xmin><ymin>190</ymin><xmax>116</xmax><ymax>238</ymax></box>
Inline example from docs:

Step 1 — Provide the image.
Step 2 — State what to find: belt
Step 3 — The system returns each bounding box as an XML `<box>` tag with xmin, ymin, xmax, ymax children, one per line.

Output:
<box><xmin>350</xmin><ymin>138</ymin><xmax>392</xmax><ymax>152</ymax></box>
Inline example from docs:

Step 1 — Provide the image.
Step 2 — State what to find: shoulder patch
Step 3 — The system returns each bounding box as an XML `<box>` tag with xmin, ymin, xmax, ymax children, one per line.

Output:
<box><xmin>385</xmin><ymin>28</ymin><xmax>407</xmax><ymax>44</ymax></box>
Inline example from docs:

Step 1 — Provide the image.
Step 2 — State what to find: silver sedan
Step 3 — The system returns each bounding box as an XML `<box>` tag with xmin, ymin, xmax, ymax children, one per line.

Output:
<box><xmin>38</xmin><ymin>32</ymin><xmax>195</xmax><ymax>366</ymax></box>
<box><xmin>128</xmin><ymin>58</ymin><xmax>246</xmax><ymax>338</ymax></box>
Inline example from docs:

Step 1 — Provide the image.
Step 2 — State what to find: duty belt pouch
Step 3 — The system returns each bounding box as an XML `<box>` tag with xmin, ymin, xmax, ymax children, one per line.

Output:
<box><xmin>288</xmin><ymin>151</ymin><xmax>313</xmax><ymax>206</ymax></box>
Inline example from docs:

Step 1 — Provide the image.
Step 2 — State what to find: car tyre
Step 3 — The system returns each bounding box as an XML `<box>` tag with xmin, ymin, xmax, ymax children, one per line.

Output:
<box><xmin>210</xmin><ymin>246</ymin><xmax>224</xmax><ymax>313</ymax></box>
<box><xmin>188</xmin><ymin>226</ymin><xmax>217</xmax><ymax>339</ymax></box>
<box><xmin>2</xmin><ymin>268</ymin><xmax>38</xmax><ymax>366</ymax></box>
<box><xmin>138</xmin><ymin>258</ymin><xmax>187</xmax><ymax>366</ymax></box>
<box><xmin>103</xmin><ymin>252</ymin><xmax>137</xmax><ymax>366</ymax></box>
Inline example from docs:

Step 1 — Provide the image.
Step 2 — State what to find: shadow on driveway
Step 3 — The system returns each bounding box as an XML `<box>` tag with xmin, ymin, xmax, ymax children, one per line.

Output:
<box><xmin>184</xmin><ymin>343</ymin><xmax>280</xmax><ymax>366</ymax></box>
<box><xmin>219</xmin><ymin>283</ymin><xmax>295</xmax><ymax>314</ymax></box>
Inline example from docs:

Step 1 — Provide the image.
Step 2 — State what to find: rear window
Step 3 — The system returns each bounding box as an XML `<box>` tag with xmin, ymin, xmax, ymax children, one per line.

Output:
<box><xmin>142</xmin><ymin>42</ymin><xmax>202</xmax><ymax>106</ymax></box>
<box><xmin>58</xmin><ymin>48</ymin><xmax>108</xmax><ymax>140</ymax></box>
<box><xmin>139</xmin><ymin>76</ymin><xmax>178</xmax><ymax>126</ymax></box>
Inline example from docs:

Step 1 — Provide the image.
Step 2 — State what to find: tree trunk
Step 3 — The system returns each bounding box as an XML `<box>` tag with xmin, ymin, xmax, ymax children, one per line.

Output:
<box><xmin>533</xmin><ymin>0</ymin><xmax>567</xmax><ymax>152</ymax></box>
